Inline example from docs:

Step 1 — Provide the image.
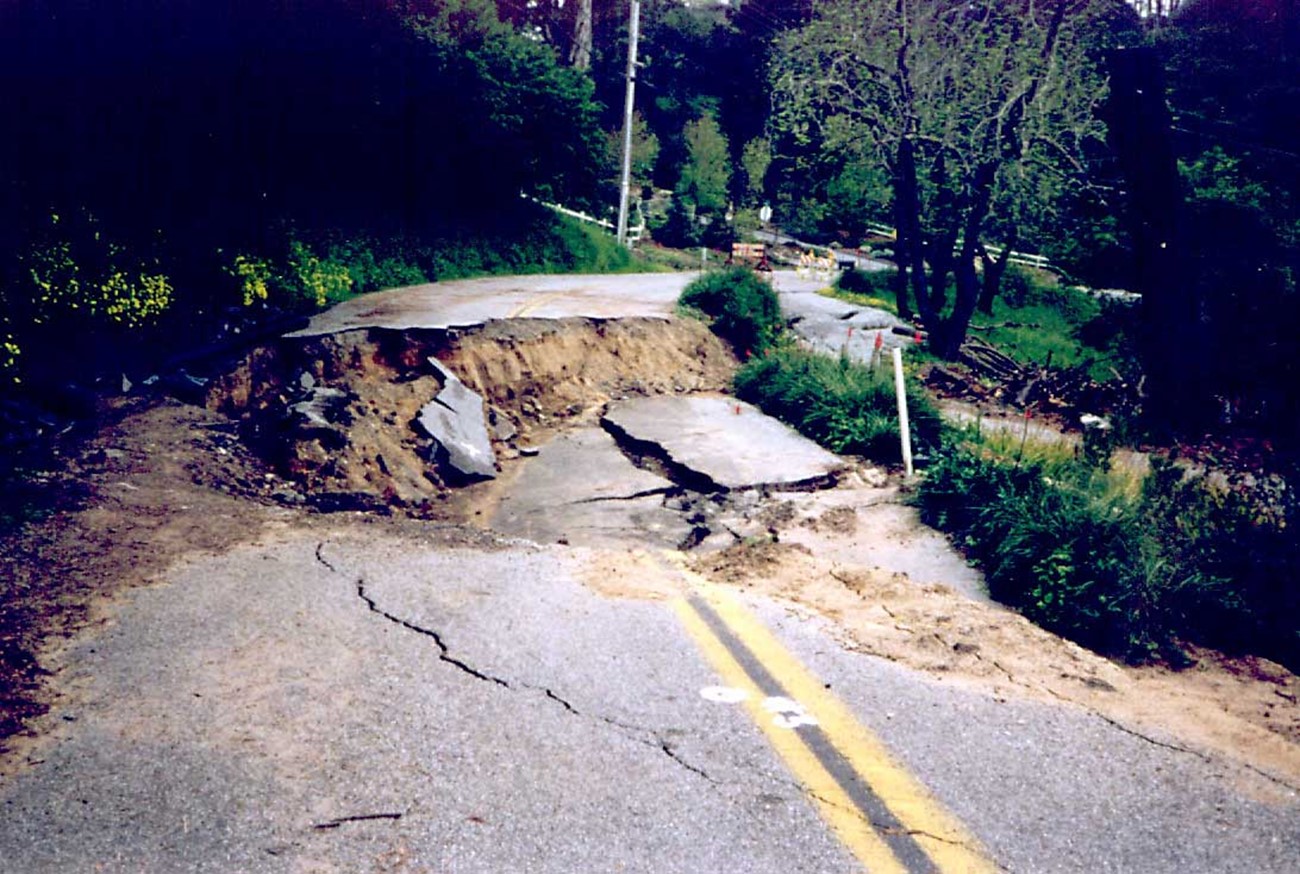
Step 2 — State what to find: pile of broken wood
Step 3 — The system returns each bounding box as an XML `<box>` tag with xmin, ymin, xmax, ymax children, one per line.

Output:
<box><xmin>927</xmin><ymin>337</ymin><xmax>1137</xmax><ymax>421</ymax></box>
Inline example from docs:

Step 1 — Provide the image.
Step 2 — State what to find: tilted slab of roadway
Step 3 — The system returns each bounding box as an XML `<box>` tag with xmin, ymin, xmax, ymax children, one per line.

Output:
<box><xmin>603</xmin><ymin>395</ymin><xmax>846</xmax><ymax>492</ymax></box>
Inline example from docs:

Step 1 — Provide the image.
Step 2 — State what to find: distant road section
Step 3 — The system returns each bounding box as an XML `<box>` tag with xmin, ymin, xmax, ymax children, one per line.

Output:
<box><xmin>288</xmin><ymin>273</ymin><xmax>696</xmax><ymax>337</ymax></box>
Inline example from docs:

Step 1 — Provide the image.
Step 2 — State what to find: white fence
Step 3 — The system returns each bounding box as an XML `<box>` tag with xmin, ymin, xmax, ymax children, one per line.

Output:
<box><xmin>521</xmin><ymin>193</ymin><xmax>646</xmax><ymax>244</ymax></box>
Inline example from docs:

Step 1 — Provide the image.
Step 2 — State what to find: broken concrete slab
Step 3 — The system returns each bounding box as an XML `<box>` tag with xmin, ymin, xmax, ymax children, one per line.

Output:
<box><xmin>489</xmin><ymin>428</ymin><xmax>691</xmax><ymax>549</ymax></box>
<box><xmin>417</xmin><ymin>359</ymin><xmax>496</xmax><ymax>480</ymax></box>
<box><xmin>773</xmin><ymin>272</ymin><xmax>915</xmax><ymax>360</ymax></box>
<box><xmin>602</xmin><ymin>395</ymin><xmax>847</xmax><ymax>491</ymax></box>
<box><xmin>289</xmin><ymin>386</ymin><xmax>350</xmax><ymax>430</ymax></box>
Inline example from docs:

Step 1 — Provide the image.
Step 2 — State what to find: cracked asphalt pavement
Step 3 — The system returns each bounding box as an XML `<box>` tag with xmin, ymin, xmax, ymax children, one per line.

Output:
<box><xmin>0</xmin><ymin>527</ymin><xmax>861</xmax><ymax>872</ymax></box>
<box><xmin>1</xmin><ymin>520</ymin><xmax>1294</xmax><ymax>872</ymax></box>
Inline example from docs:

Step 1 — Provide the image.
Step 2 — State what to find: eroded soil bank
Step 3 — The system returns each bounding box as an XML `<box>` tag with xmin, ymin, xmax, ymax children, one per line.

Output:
<box><xmin>204</xmin><ymin>317</ymin><xmax>737</xmax><ymax>511</ymax></box>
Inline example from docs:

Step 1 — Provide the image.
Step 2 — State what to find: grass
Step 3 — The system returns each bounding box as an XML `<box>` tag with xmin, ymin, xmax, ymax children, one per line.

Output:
<box><xmin>968</xmin><ymin>268</ymin><xmax>1132</xmax><ymax>382</ymax></box>
<box><xmin>631</xmin><ymin>242</ymin><xmax>702</xmax><ymax>272</ymax></box>
<box><xmin>826</xmin><ymin>265</ymin><xmax>1133</xmax><ymax>383</ymax></box>
<box><xmin>916</xmin><ymin>430</ymin><xmax>1299</xmax><ymax>669</ymax></box>
<box><xmin>734</xmin><ymin>346</ymin><xmax>944</xmax><ymax>464</ymax></box>
<box><xmin>828</xmin><ymin>268</ymin><xmax>900</xmax><ymax>315</ymax></box>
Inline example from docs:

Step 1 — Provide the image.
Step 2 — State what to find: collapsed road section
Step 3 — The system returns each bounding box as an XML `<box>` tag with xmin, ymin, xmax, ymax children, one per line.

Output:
<box><xmin>204</xmin><ymin>298</ymin><xmax>859</xmax><ymax>549</ymax></box>
<box><xmin>488</xmin><ymin>395</ymin><xmax>853</xmax><ymax>552</ymax></box>
<box><xmin>202</xmin><ymin>309</ymin><xmax>770</xmax><ymax>507</ymax></box>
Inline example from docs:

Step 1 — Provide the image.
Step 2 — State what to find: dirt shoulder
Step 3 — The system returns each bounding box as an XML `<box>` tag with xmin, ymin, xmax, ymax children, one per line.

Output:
<box><xmin>0</xmin><ymin>397</ymin><xmax>289</xmax><ymax>757</ymax></box>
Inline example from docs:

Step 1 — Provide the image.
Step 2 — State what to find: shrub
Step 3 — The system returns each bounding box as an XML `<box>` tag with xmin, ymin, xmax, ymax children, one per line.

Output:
<box><xmin>227</xmin><ymin>254</ymin><xmax>273</xmax><ymax>306</ymax></box>
<box><xmin>916</xmin><ymin>440</ymin><xmax>1299</xmax><ymax>668</ymax></box>
<box><xmin>836</xmin><ymin>267</ymin><xmax>896</xmax><ymax>299</ymax></box>
<box><xmin>21</xmin><ymin>210</ymin><xmax>173</xmax><ymax>330</ymax></box>
<box><xmin>286</xmin><ymin>240</ymin><xmax>354</xmax><ymax>308</ymax></box>
<box><xmin>733</xmin><ymin>347</ymin><xmax>943</xmax><ymax>462</ymax></box>
<box><xmin>679</xmin><ymin>267</ymin><xmax>782</xmax><ymax>357</ymax></box>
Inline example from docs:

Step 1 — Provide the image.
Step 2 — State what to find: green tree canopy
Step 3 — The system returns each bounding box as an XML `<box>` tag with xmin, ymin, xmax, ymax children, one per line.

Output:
<box><xmin>771</xmin><ymin>0</ymin><xmax>1123</xmax><ymax>356</ymax></box>
<box><xmin>679</xmin><ymin>114</ymin><xmax>733</xmax><ymax>214</ymax></box>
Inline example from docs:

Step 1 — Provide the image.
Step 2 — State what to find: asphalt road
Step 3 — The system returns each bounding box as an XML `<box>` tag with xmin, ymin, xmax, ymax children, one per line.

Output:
<box><xmin>285</xmin><ymin>270</ymin><xmax>912</xmax><ymax>364</ymax></box>
<box><xmin>1</xmin><ymin>527</ymin><xmax>1293</xmax><ymax>872</ymax></box>
<box><xmin>1</xmin><ymin>273</ymin><xmax>1294</xmax><ymax>872</ymax></box>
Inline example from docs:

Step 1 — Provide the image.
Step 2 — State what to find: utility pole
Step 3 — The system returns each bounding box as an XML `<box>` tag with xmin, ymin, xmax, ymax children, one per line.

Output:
<box><xmin>616</xmin><ymin>0</ymin><xmax>641</xmax><ymax>249</ymax></box>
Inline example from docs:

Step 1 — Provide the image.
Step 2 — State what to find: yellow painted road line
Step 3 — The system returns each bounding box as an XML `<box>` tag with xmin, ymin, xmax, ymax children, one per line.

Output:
<box><xmin>508</xmin><ymin>292</ymin><xmax>566</xmax><ymax>318</ymax></box>
<box><xmin>669</xmin><ymin>556</ymin><xmax>999</xmax><ymax>874</ymax></box>
<box><xmin>672</xmin><ymin>596</ymin><xmax>910</xmax><ymax>874</ymax></box>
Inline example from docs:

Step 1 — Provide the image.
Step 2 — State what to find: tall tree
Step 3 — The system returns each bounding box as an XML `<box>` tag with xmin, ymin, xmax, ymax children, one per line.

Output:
<box><xmin>772</xmin><ymin>0</ymin><xmax>1117</xmax><ymax>356</ymax></box>
<box><xmin>679</xmin><ymin>113</ymin><xmax>733</xmax><ymax>214</ymax></box>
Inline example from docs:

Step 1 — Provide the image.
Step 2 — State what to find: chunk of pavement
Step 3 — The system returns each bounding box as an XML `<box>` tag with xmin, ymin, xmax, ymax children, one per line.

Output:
<box><xmin>290</xmin><ymin>386</ymin><xmax>350</xmax><ymax>429</ymax></box>
<box><xmin>488</xmin><ymin>406</ymin><xmax>518</xmax><ymax>442</ymax></box>
<box><xmin>603</xmin><ymin>395</ymin><xmax>846</xmax><ymax>491</ymax></box>
<box><xmin>488</xmin><ymin>428</ymin><xmax>687</xmax><ymax>549</ymax></box>
<box><xmin>418</xmin><ymin>358</ymin><xmax>497</xmax><ymax>480</ymax></box>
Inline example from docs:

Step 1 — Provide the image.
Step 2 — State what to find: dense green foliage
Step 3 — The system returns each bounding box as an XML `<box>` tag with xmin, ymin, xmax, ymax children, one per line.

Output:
<box><xmin>1145</xmin><ymin>0</ymin><xmax>1300</xmax><ymax>439</ymax></box>
<box><xmin>971</xmin><ymin>269</ymin><xmax>1129</xmax><ymax>381</ymax></box>
<box><xmin>733</xmin><ymin>347</ymin><xmax>942</xmax><ymax>464</ymax></box>
<box><xmin>917</xmin><ymin>441</ymin><xmax>1299</xmax><ymax>668</ymax></box>
<box><xmin>225</xmin><ymin>210</ymin><xmax>641</xmax><ymax>315</ymax></box>
<box><xmin>678</xmin><ymin>267</ymin><xmax>782</xmax><ymax>358</ymax></box>
<box><xmin>0</xmin><ymin>1</ymin><xmax>614</xmax><ymax>389</ymax></box>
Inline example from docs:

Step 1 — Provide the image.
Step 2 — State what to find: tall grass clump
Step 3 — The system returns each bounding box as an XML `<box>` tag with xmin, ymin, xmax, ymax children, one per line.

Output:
<box><xmin>678</xmin><ymin>267</ymin><xmax>782</xmax><ymax>358</ymax></box>
<box><xmin>733</xmin><ymin>347</ymin><xmax>943</xmax><ymax>462</ymax></box>
<box><xmin>916</xmin><ymin>438</ymin><xmax>1299</xmax><ymax>668</ymax></box>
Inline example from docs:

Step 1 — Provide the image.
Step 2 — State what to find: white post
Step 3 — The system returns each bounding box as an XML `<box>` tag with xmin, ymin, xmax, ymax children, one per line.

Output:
<box><xmin>892</xmin><ymin>347</ymin><xmax>914</xmax><ymax>477</ymax></box>
<box><xmin>616</xmin><ymin>0</ymin><xmax>642</xmax><ymax>249</ymax></box>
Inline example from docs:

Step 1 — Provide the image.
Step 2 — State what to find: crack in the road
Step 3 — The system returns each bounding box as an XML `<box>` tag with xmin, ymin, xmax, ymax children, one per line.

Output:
<box><xmin>571</xmin><ymin>486</ymin><xmax>681</xmax><ymax>505</ymax></box>
<box><xmin>314</xmin><ymin>542</ymin><xmax>338</xmax><ymax>574</ymax></box>
<box><xmin>1090</xmin><ymin>710</ymin><xmax>1212</xmax><ymax>761</ymax></box>
<box><xmin>657</xmin><ymin>738</ymin><xmax>719</xmax><ymax>784</ymax></box>
<box><xmin>355</xmin><ymin>577</ymin><xmax>511</xmax><ymax>689</ymax></box>
<box><xmin>1239</xmin><ymin>761</ymin><xmax>1300</xmax><ymax>794</ymax></box>
<box><xmin>523</xmin><ymin>682</ymin><xmax>579</xmax><ymax>715</ymax></box>
<box><xmin>923</xmin><ymin>635</ymin><xmax>1295</xmax><ymax>791</ymax></box>
<box><xmin>600</xmin><ymin>417</ymin><xmax>723</xmax><ymax>494</ymax></box>
<box><xmin>312</xmin><ymin>812</ymin><xmax>404</xmax><ymax>830</ymax></box>
<box><xmin>319</xmin><ymin>542</ymin><xmax>720</xmax><ymax>785</ymax></box>
<box><xmin>521</xmin><ymin>681</ymin><xmax>719</xmax><ymax>784</ymax></box>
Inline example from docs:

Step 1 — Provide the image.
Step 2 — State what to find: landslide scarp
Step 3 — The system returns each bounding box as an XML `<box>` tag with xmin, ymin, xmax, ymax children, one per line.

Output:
<box><xmin>204</xmin><ymin>317</ymin><xmax>737</xmax><ymax>513</ymax></box>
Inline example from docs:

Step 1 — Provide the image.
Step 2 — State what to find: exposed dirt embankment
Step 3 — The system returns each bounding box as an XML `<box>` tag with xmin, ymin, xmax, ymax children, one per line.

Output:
<box><xmin>205</xmin><ymin>317</ymin><xmax>736</xmax><ymax>512</ymax></box>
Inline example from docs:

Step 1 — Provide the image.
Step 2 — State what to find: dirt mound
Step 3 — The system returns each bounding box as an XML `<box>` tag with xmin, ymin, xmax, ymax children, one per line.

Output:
<box><xmin>205</xmin><ymin>317</ymin><xmax>736</xmax><ymax>512</ymax></box>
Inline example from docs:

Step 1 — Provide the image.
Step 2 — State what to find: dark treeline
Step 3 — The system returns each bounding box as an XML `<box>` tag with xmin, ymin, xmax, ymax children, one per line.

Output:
<box><xmin>0</xmin><ymin>0</ymin><xmax>610</xmax><ymax>390</ymax></box>
<box><xmin>0</xmin><ymin>0</ymin><xmax>601</xmax><ymax>249</ymax></box>
<box><xmin>0</xmin><ymin>0</ymin><xmax>1296</xmax><ymax>445</ymax></box>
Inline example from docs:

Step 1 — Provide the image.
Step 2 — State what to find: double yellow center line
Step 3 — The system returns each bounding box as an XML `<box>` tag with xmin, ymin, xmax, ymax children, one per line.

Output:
<box><xmin>667</xmin><ymin>557</ymin><xmax>998</xmax><ymax>874</ymax></box>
